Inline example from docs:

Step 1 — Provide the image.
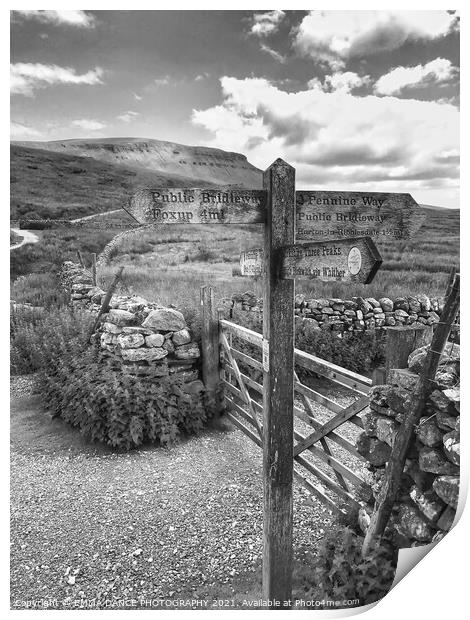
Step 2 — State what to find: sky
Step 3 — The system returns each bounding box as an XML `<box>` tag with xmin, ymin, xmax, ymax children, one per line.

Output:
<box><xmin>10</xmin><ymin>10</ymin><xmax>460</xmax><ymax>207</ymax></box>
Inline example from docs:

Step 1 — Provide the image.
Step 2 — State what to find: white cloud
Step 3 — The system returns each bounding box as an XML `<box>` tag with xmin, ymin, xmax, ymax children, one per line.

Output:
<box><xmin>117</xmin><ymin>111</ymin><xmax>139</xmax><ymax>123</ymax></box>
<box><xmin>195</xmin><ymin>72</ymin><xmax>210</xmax><ymax>81</ymax></box>
<box><xmin>14</xmin><ymin>10</ymin><xmax>95</xmax><ymax>28</ymax></box>
<box><xmin>10</xmin><ymin>121</ymin><xmax>42</xmax><ymax>139</ymax></box>
<box><xmin>133</xmin><ymin>93</ymin><xmax>142</xmax><ymax>101</ymax></box>
<box><xmin>308</xmin><ymin>71</ymin><xmax>370</xmax><ymax>93</ymax></box>
<box><xmin>295</xmin><ymin>11</ymin><xmax>457</xmax><ymax>65</ymax></box>
<box><xmin>192</xmin><ymin>76</ymin><xmax>459</xmax><ymax>198</ymax></box>
<box><xmin>11</xmin><ymin>63</ymin><xmax>104</xmax><ymax>96</ymax></box>
<box><xmin>260</xmin><ymin>44</ymin><xmax>287</xmax><ymax>64</ymax></box>
<box><xmin>154</xmin><ymin>76</ymin><xmax>171</xmax><ymax>86</ymax></box>
<box><xmin>72</xmin><ymin>119</ymin><xmax>106</xmax><ymax>131</ymax></box>
<box><xmin>374</xmin><ymin>58</ymin><xmax>457</xmax><ymax>96</ymax></box>
<box><xmin>250</xmin><ymin>10</ymin><xmax>285</xmax><ymax>37</ymax></box>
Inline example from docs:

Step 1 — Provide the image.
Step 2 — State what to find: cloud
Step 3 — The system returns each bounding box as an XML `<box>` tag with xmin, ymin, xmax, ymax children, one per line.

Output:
<box><xmin>117</xmin><ymin>111</ymin><xmax>139</xmax><ymax>123</ymax></box>
<box><xmin>10</xmin><ymin>120</ymin><xmax>42</xmax><ymax>139</ymax></box>
<box><xmin>13</xmin><ymin>10</ymin><xmax>95</xmax><ymax>28</ymax></box>
<box><xmin>72</xmin><ymin>119</ymin><xmax>106</xmax><ymax>131</ymax></box>
<box><xmin>192</xmin><ymin>76</ymin><xmax>459</xmax><ymax>196</ymax></box>
<box><xmin>249</xmin><ymin>10</ymin><xmax>285</xmax><ymax>37</ymax></box>
<box><xmin>154</xmin><ymin>76</ymin><xmax>171</xmax><ymax>86</ymax></box>
<box><xmin>259</xmin><ymin>43</ymin><xmax>287</xmax><ymax>64</ymax></box>
<box><xmin>11</xmin><ymin>63</ymin><xmax>104</xmax><ymax>96</ymax></box>
<box><xmin>133</xmin><ymin>93</ymin><xmax>142</xmax><ymax>101</ymax></box>
<box><xmin>374</xmin><ymin>58</ymin><xmax>457</xmax><ymax>96</ymax></box>
<box><xmin>294</xmin><ymin>11</ymin><xmax>457</xmax><ymax>66</ymax></box>
<box><xmin>195</xmin><ymin>72</ymin><xmax>210</xmax><ymax>81</ymax></box>
<box><xmin>308</xmin><ymin>71</ymin><xmax>370</xmax><ymax>93</ymax></box>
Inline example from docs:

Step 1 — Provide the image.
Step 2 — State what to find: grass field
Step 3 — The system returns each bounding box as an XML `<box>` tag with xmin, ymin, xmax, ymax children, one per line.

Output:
<box><xmin>10</xmin><ymin>140</ymin><xmax>459</xmax><ymax>306</ymax></box>
<box><xmin>95</xmin><ymin>206</ymin><xmax>459</xmax><ymax>307</ymax></box>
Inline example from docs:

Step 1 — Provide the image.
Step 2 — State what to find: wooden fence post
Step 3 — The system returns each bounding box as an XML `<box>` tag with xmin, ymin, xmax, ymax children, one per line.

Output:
<box><xmin>384</xmin><ymin>324</ymin><xmax>433</xmax><ymax>380</ymax></box>
<box><xmin>200</xmin><ymin>285</ymin><xmax>222</xmax><ymax>414</ymax></box>
<box><xmin>91</xmin><ymin>253</ymin><xmax>97</xmax><ymax>286</ymax></box>
<box><xmin>76</xmin><ymin>250</ymin><xmax>85</xmax><ymax>268</ymax></box>
<box><xmin>88</xmin><ymin>266</ymin><xmax>124</xmax><ymax>339</ymax></box>
<box><xmin>262</xmin><ymin>158</ymin><xmax>295</xmax><ymax>608</ymax></box>
<box><xmin>362</xmin><ymin>273</ymin><xmax>460</xmax><ymax>556</ymax></box>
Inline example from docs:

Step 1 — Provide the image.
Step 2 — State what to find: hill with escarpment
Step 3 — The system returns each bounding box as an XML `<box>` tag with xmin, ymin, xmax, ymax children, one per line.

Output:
<box><xmin>12</xmin><ymin>137</ymin><xmax>262</xmax><ymax>190</ymax></box>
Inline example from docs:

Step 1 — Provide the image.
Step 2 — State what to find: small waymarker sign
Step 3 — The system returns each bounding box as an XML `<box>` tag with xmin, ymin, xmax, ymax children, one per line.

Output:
<box><xmin>295</xmin><ymin>191</ymin><xmax>425</xmax><ymax>241</ymax></box>
<box><xmin>128</xmin><ymin>188</ymin><xmax>266</xmax><ymax>224</ymax></box>
<box><xmin>240</xmin><ymin>237</ymin><xmax>382</xmax><ymax>284</ymax></box>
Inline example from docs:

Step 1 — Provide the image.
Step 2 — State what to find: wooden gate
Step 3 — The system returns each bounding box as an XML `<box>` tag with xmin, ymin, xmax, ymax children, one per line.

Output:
<box><xmin>218</xmin><ymin>317</ymin><xmax>372</xmax><ymax>516</ymax></box>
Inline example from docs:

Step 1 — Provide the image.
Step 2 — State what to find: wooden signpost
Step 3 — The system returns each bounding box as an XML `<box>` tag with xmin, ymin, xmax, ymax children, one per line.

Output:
<box><xmin>127</xmin><ymin>187</ymin><xmax>266</xmax><ymax>224</ymax></box>
<box><xmin>240</xmin><ymin>236</ymin><xmax>382</xmax><ymax>284</ymax></box>
<box><xmin>13</xmin><ymin>158</ymin><xmax>426</xmax><ymax>610</ymax></box>
<box><xmin>295</xmin><ymin>190</ymin><xmax>425</xmax><ymax>241</ymax></box>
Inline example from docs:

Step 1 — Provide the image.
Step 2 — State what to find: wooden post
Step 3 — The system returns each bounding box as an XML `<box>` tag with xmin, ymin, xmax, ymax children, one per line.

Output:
<box><xmin>200</xmin><ymin>285</ymin><xmax>222</xmax><ymax>414</ymax></box>
<box><xmin>384</xmin><ymin>324</ymin><xmax>433</xmax><ymax>379</ymax></box>
<box><xmin>88</xmin><ymin>266</ymin><xmax>124</xmax><ymax>339</ymax></box>
<box><xmin>76</xmin><ymin>250</ymin><xmax>85</xmax><ymax>268</ymax></box>
<box><xmin>362</xmin><ymin>273</ymin><xmax>460</xmax><ymax>556</ymax></box>
<box><xmin>91</xmin><ymin>253</ymin><xmax>97</xmax><ymax>286</ymax></box>
<box><xmin>262</xmin><ymin>158</ymin><xmax>295</xmax><ymax>608</ymax></box>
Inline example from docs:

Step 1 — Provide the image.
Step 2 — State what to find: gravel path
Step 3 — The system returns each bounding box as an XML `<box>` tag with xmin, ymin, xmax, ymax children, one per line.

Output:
<box><xmin>10</xmin><ymin>377</ymin><xmax>334</xmax><ymax>610</ymax></box>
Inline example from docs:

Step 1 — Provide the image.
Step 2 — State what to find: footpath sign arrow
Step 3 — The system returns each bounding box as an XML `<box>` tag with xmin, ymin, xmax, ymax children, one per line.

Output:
<box><xmin>240</xmin><ymin>237</ymin><xmax>382</xmax><ymax>284</ymax></box>
<box><xmin>295</xmin><ymin>191</ymin><xmax>425</xmax><ymax>241</ymax></box>
<box><xmin>128</xmin><ymin>188</ymin><xmax>266</xmax><ymax>224</ymax></box>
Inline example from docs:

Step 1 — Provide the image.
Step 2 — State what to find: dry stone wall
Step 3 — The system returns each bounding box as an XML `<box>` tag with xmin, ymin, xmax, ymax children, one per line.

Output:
<box><xmin>357</xmin><ymin>343</ymin><xmax>460</xmax><ymax>546</ymax></box>
<box><xmin>59</xmin><ymin>261</ymin><xmax>201</xmax><ymax>386</ymax></box>
<box><xmin>232</xmin><ymin>291</ymin><xmax>443</xmax><ymax>332</ymax></box>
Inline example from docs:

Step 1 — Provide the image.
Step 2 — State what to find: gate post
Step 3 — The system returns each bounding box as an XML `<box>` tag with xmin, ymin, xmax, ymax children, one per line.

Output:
<box><xmin>384</xmin><ymin>324</ymin><xmax>433</xmax><ymax>379</ymax></box>
<box><xmin>200</xmin><ymin>285</ymin><xmax>222</xmax><ymax>414</ymax></box>
<box><xmin>262</xmin><ymin>159</ymin><xmax>295</xmax><ymax>608</ymax></box>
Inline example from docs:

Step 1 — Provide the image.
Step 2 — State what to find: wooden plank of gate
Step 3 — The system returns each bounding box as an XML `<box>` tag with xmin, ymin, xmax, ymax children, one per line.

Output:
<box><xmin>219</xmin><ymin>332</ymin><xmax>262</xmax><ymax>439</ymax></box>
<box><xmin>128</xmin><ymin>188</ymin><xmax>267</xmax><ymax>224</ymax></box>
<box><xmin>294</xmin><ymin>451</ymin><xmax>359</xmax><ymax>507</ymax></box>
<box><xmin>229</xmin><ymin>347</ymin><xmax>263</xmax><ymax>372</ymax></box>
<box><xmin>295</xmin><ymin>190</ymin><xmax>425</xmax><ymax>242</ymax></box>
<box><xmin>293</xmin><ymin>406</ymin><xmax>364</xmax><ymax>461</ymax></box>
<box><xmin>295</xmin><ymin>348</ymin><xmax>371</xmax><ymax>394</ymax></box>
<box><xmin>294</xmin><ymin>380</ymin><xmax>343</xmax><ymax>414</ymax></box>
<box><xmin>294</xmin><ymin>429</ymin><xmax>366</xmax><ymax>487</ymax></box>
<box><xmin>294</xmin><ymin>371</ymin><xmax>349</xmax><ymax>492</ymax></box>
<box><xmin>219</xmin><ymin>319</ymin><xmax>262</xmax><ymax>348</ymax></box>
<box><xmin>262</xmin><ymin>159</ymin><xmax>295</xmax><ymax>608</ymax></box>
<box><xmin>293</xmin><ymin>469</ymin><xmax>344</xmax><ymax>516</ymax></box>
<box><xmin>220</xmin><ymin>319</ymin><xmax>372</xmax><ymax>394</ymax></box>
<box><xmin>226</xmin><ymin>410</ymin><xmax>262</xmax><ymax>447</ymax></box>
<box><xmin>293</xmin><ymin>396</ymin><xmax>370</xmax><ymax>458</ymax></box>
<box><xmin>225</xmin><ymin>391</ymin><xmax>352</xmax><ymax>514</ymax></box>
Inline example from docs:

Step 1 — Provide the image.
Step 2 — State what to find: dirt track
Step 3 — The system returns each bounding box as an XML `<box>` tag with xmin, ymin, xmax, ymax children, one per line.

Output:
<box><xmin>10</xmin><ymin>228</ymin><xmax>39</xmax><ymax>251</ymax></box>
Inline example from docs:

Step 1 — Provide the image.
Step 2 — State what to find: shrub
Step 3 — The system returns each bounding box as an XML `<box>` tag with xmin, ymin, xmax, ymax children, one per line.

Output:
<box><xmin>11</xmin><ymin>272</ymin><xmax>69</xmax><ymax>310</ymax></box>
<box><xmin>38</xmin><ymin>351</ymin><xmax>209</xmax><ymax>450</ymax></box>
<box><xmin>11</xmin><ymin>306</ymin><xmax>209</xmax><ymax>449</ymax></box>
<box><xmin>295</xmin><ymin>528</ymin><xmax>397</xmax><ymax>608</ymax></box>
<box><xmin>10</xmin><ymin>306</ymin><xmax>92</xmax><ymax>375</ymax></box>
